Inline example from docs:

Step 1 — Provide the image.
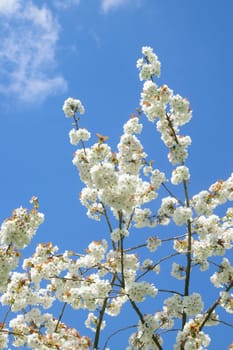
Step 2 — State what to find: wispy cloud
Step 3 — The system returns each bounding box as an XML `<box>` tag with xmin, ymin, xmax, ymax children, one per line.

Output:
<box><xmin>100</xmin><ymin>0</ymin><xmax>140</xmax><ymax>13</ymax></box>
<box><xmin>0</xmin><ymin>0</ymin><xmax>21</xmax><ymax>16</ymax></box>
<box><xmin>0</xmin><ymin>0</ymin><xmax>67</xmax><ymax>103</ymax></box>
<box><xmin>52</xmin><ymin>0</ymin><xmax>80</xmax><ymax>10</ymax></box>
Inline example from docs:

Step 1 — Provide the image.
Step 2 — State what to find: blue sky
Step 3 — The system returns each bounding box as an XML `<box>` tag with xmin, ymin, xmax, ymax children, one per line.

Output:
<box><xmin>0</xmin><ymin>0</ymin><xmax>233</xmax><ymax>349</ymax></box>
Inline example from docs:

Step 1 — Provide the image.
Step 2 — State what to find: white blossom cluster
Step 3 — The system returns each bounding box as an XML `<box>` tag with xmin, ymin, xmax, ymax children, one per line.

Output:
<box><xmin>0</xmin><ymin>205</ymin><xmax>44</xmax><ymax>249</ymax></box>
<box><xmin>219</xmin><ymin>291</ymin><xmax>233</xmax><ymax>313</ymax></box>
<box><xmin>0</xmin><ymin>246</ymin><xmax>20</xmax><ymax>291</ymax></box>
<box><xmin>9</xmin><ymin>308</ymin><xmax>91</xmax><ymax>349</ymax></box>
<box><xmin>171</xmin><ymin>262</ymin><xmax>186</xmax><ymax>280</ymax></box>
<box><xmin>22</xmin><ymin>240</ymin><xmax>111</xmax><ymax>311</ymax></box>
<box><xmin>191</xmin><ymin>175</ymin><xmax>233</xmax><ymax>216</ymax></box>
<box><xmin>0</xmin><ymin>203</ymin><xmax>92</xmax><ymax>349</ymax></box>
<box><xmin>85</xmin><ymin>312</ymin><xmax>106</xmax><ymax>332</ymax></box>
<box><xmin>111</xmin><ymin>228</ymin><xmax>129</xmax><ymax>242</ymax></box>
<box><xmin>0</xmin><ymin>271</ymin><xmax>55</xmax><ymax>312</ymax></box>
<box><xmin>127</xmin><ymin>281</ymin><xmax>158</xmax><ymax>302</ymax></box>
<box><xmin>171</xmin><ymin>165</ymin><xmax>190</xmax><ymax>185</ymax></box>
<box><xmin>174</xmin><ymin>318</ymin><xmax>211</xmax><ymax>350</ymax></box>
<box><xmin>210</xmin><ymin>258</ymin><xmax>233</xmax><ymax>288</ymax></box>
<box><xmin>137</xmin><ymin>46</ymin><xmax>192</xmax><ymax>165</ymax></box>
<box><xmin>176</xmin><ymin>199</ymin><xmax>232</xmax><ymax>277</ymax></box>
<box><xmin>69</xmin><ymin>128</ymin><xmax>91</xmax><ymax>145</ymax></box>
<box><xmin>164</xmin><ymin>293</ymin><xmax>202</xmax><ymax>318</ymax></box>
<box><xmin>127</xmin><ymin>318</ymin><xmax>163</xmax><ymax>350</ymax></box>
<box><xmin>0</xmin><ymin>333</ymin><xmax>8</xmax><ymax>349</ymax></box>
<box><xmin>0</xmin><ymin>200</ymin><xmax>44</xmax><ymax>294</ymax></box>
<box><xmin>156</xmin><ymin>195</ymin><xmax>193</xmax><ymax>227</ymax></box>
<box><xmin>64</xmin><ymin>103</ymin><xmax>166</xmax><ymax>226</ymax></box>
<box><xmin>137</xmin><ymin>46</ymin><xmax>161</xmax><ymax>81</ymax></box>
<box><xmin>62</xmin><ymin>97</ymin><xmax>85</xmax><ymax>117</ymax></box>
<box><xmin>146</xmin><ymin>235</ymin><xmax>161</xmax><ymax>252</ymax></box>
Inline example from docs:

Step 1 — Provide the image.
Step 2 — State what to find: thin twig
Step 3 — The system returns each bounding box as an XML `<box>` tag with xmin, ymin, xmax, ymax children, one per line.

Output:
<box><xmin>126</xmin><ymin>208</ymin><xmax>135</xmax><ymax>230</ymax></box>
<box><xmin>199</xmin><ymin>281</ymin><xmax>233</xmax><ymax>331</ymax></box>
<box><xmin>158</xmin><ymin>289</ymin><xmax>184</xmax><ymax>296</ymax></box>
<box><xmin>136</xmin><ymin>252</ymin><xmax>180</xmax><ymax>281</ymax></box>
<box><xmin>216</xmin><ymin>318</ymin><xmax>233</xmax><ymax>329</ymax></box>
<box><xmin>72</xmin><ymin>115</ymin><xmax>87</xmax><ymax>156</ymax></box>
<box><xmin>55</xmin><ymin>302</ymin><xmax>67</xmax><ymax>332</ymax></box>
<box><xmin>102</xmin><ymin>324</ymin><xmax>137</xmax><ymax>349</ymax></box>
<box><xmin>101</xmin><ymin>202</ymin><xmax>116</xmax><ymax>250</ymax></box>
<box><xmin>161</xmin><ymin>182</ymin><xmax>184</xmax><ymax>206</ymax></box>
<box><xmin>0</xmin><ymin>306</ymin><xmax>12</xmax><ymax>329</ymax></box>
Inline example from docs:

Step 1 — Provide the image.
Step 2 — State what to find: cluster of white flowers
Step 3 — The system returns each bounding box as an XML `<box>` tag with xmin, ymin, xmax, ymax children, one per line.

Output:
<box><xmin>69</xmin><ymin>128</ymin><xmax>91</xmax><ymax>145</ymax></box>
<box><xmin>191</xmin><ymin>174</ymin><xmax>233</xmax><ymax>216</ymax></box>
<box><xmin>163</xmin><ymin>294</ymin><xmax>183</xmax><ymax>319</ymax></box>
<box><xmin>0</xmin><ymin>205</ymin><xmax>44</xmax><ymax>249</ymax></box>
<box><xmin>64</xmin><ymin>98</ymin><xmax>166</xmax><ymax>225</ymax></box>
<box><xmin>9</xmin><ymin>309</ymin><xmax>91</xmax><ymax>349</ymax></box>
<box><xmin>171</xmin><ymin>165</ymin><xmax>190</xmax><ymax>185</ymax></box>
<box><xmin>210</xmin><ymin>258</ymin><xmax>233</xmax><ymax>288</ymax></box>
<box><xmin>171</xmin><ymin>262</ymin><xmax>186</xmax><ymax>280</ymax></box>
<box><xmin>63</xmin><ymin>97</ymin><xmax>85</xmax><ymax>117</ymax></box>
<box><xmin>77</xmin><ymin>239</ymin><xmax>108</xmax><ymax>268</ymax></box>
<box><xmin>85</xmin><ymin>312</ymin><xmax>106</xmax><ymax>332</ymax></box>
<box><xmin>105</xmin><ymin>295</ymin><xmax>128</xmax><ymax>316</ymax></box>
<box><xmin>0</xmin><ymin>333</ymin><xmax>8</xmax><ymax>349</ymax></box>
<box><xmin>127</xmin><ymin>281</ymin><xmax>158</xmax><ymax>302</ymax></box>
<box><xmin>106</xmin><ymin>249</ymin><xmax>139</xmax><ymax>283</ymax></box>
<box><xmin>111</xmin><ymin>228</ymin><xmax>129</xmax><ymax>242</ymax></box>
<box><xmin>127</xmin><ymin>325</ymin><xmax>163</xmax><ymax>350</ymax></box>
<box><xmin>23</xmin><ymin>242</ymin><xmax>67</xmax><ymax>285</ymax></box>
<box><xmin>133</xmin><ymin>207</ymin><xmax>155</xmax><ymax>228</ymax></box>
<box><xmin>123</xmin><ymin>115</ymin><xmax>143</xmax><ymax>134</ymax></box>
<box><xmin>1</xmin><ymin>271</ymin><xmax>55</xmax><ymax>312</ymax></box>
<box><xmin>188</xmin><ymin>210</ymin><xmax>233</xmax><ymax>274</ymax></box>
<box><xmin>219</xmin><ymin>291</ymin><xmax>233</xmax><ymax>313</ymax></box>
<box><xmin>137</xmin><ymin>46</ymin><xmax>192</xmax><ymax>166</ymax></box>
<box><xmin>173</xmin><ymin>207</ymin><xmax>192</xmax><ymax>226</ymax></box>
<box><xmin>174</xmin><ymin>318</ymin><xmax>210</xmax><ymax>350</ymax></box>
<box><xmin>157</xmin><ymin>196</ymin><xmax>177</xmax><ymax>225</ymax></box>
<box><xmin>163</xmin><ymin>293</ymin><xmax>204</xmax><ymax>321</ymax></box>
<box><xmin>173</xmin><ymin>237</ymin><xmax>190</xmax><ymax>254</ymax></box>
<box><xmin>146</xmin><ymin>236</ymin><xmax>161</xmax><ymax>252</ymax></box>
<box><xmin>0</xmin><ymin>246</ymin><xmax>20</xmax><ymax>291</ymax></box>
<box><xmin>134</xmin><ymin>314</ymin><xmax>163</xmax><ymax>349</ymax></box>
<box><xmin>0</xmin><ymin>199</ymin><xmax>44</xmax><ymax>296</ymax></box>
<box><xmin>183</xmin><ymin>293</ymin><xmax>204</xmax><ymax>315</ymax></box>
<box><xmin>137</xmin><ymin>46</ymin><xmax>161</xmax><ymax>81</ymax></box>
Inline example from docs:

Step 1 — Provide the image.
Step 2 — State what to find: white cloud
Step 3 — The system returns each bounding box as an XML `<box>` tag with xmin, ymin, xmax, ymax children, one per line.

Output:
<box><xmin>101</xmin><ymin>0</ymin><xmax>134</xmax><ymax>13</ymax></box>
<box><xmin>0</xmin><ymin>0</ymin><xmax>67</xmax><ymax>103</ymax></box>
<box><xmin>0</xmin><ymin>0</ymin><xmax>21</xmax><ymax>16</ymax></box>
<box><xmin>52</xmin><ymin>0</ymin><xmax>80</xmax><ymax>10</ymax></box>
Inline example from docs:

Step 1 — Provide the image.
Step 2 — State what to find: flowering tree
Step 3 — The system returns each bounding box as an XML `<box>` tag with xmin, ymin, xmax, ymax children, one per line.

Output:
<box><xmin>0</xmin><ymin>46</ymin><xmax>233</xmax><ymax>350</ymax></box>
